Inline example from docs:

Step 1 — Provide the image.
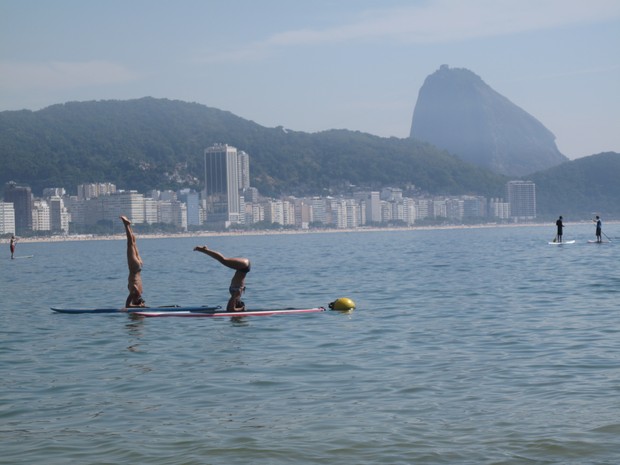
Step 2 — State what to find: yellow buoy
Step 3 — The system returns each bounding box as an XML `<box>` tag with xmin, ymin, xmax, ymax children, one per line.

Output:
<box><xmin>328</xmin><ymin>297</ymin><xmax>356</xmax><ymax>311</ymax></box>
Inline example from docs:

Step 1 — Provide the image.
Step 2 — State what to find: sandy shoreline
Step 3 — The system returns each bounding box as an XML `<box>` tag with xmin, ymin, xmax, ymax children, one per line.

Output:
<box><xmin>8</xmin><ymin>220</ymin><xmax>615</xmax><ymax>244</ymax></box>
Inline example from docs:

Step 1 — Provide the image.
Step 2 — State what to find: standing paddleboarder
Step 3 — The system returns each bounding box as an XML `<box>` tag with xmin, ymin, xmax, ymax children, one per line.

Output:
<box><xmin>555</xmin><ymin>216</ymin><xmax>564</xmax><ymax>243</ymax></box>
<box><xmin>9</xmin><ymin>235</ymin><xmax>17</xmax><ymax>259</ymax></box>
<box><xmin>594</xmin><ymin>216</ymin><xmax>602</xmax><ymax>243</ymax></box>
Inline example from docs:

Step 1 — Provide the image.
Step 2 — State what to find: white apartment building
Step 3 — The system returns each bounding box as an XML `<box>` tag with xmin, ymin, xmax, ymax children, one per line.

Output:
<box><xmin>265</xmin><ymin>200</ymin><xmax>284</xmax><ymax>225</ymax></box>
<box><xmin>489</xmin><ymin>198</ymin><xmax>511</xmax><ymax>219</ymax></box>
<box><xmin>119</xmin><ymin>191</ymin><xmax>145</xmax><ymax>223</ymax></box>
<box><xmin>415</xmin><ymin>199</ymin><xmax>432</xmax><ymax>220</ymax></box>
<box><xmin>446</xmin><ymin>198</ymin><xmax>465</xmax><ymax>221</ymax></box>
<box><xmin>0</xmin><ymin>201</ymin><xmax>15</xmax><ymax>234</ymax></box>
<box><xmin>77</xmin><ymin>183</ymin><xmax>116</xmax><ymax>200</ymax></box>
<box><xmin>144</xmin><ymin>198</ymin><xmax>158</xmax><ymax>224</ymax></box>
<box><xmin>32</xmin><ymin>200</ymin><xmax>51</xmax><ymax>231</ymax></box>
<box><xmin>157</xmin><ymin>200</ymin><xmax>187</xmax><ymax>230</ymax></box>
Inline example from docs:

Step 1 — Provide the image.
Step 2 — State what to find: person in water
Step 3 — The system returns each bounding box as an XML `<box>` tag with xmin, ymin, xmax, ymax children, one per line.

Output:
<box><xmin>555</xmin><ymin>216</ymin><xmax>564</xmax><ymax>243</ymax></box>
<box><xmin>120</xmin><ymin>216</ymin><xmax>146</xmax><ymax>308</ymax></box>
<box><xmin>9</xmin><ymin>235</ymin><xmax>17</xmax><ymax>259</ymax></box>
<box><xmin>193</xmin><ymin>245</ymin><xmax>250</xmax><ymax>312</ymax></box>
<box><xmin>594</xmin><ymin>215</ymin><xmax>602</xmax><ymax>243</ymax></box>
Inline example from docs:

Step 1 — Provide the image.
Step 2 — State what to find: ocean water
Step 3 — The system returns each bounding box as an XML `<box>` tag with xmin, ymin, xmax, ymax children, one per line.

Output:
<box><xmin>1</xmin><ymin>224</ymin><xmax>619</xmax><ymax>465</ymax></box>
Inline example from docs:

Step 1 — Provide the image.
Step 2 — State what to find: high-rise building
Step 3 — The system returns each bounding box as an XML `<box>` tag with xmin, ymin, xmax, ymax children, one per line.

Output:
<box><xmin>489</xmin><ymin>198</ymin><xmax>511</xmax><ymax>219</ymax></box>
<box><xmin>178</xmin><ymin>189</ymin><xmax>201</xmax><ymax>226</ymax></box>
<box><xmin>32</xmin><ymin>199</ymin><xmax>51</xmax><ymax>231</ymax></box>
<box><xmin>506</xmin><ymin>180</ymin><xmax>536</xmax><ymax>221</ymax></box>
<box><xmin>4</xmin><ymin>182</ymin><xmax>33</xmax><ymax>234</ymax></box>
<box><xmin>204</xmin><ymin>144</ymin><xmax>242</xmax><ymax>225</ymax></box>
<box><xmin>463</xmin><ymin>196</ymin><xmax>487</xmax><ymax>219</ymax></box>
<box><xmin>310</xmin><ymin>197</ymin><xmax>327</xmax><ymax>225</ymax></box>
<box><xmin>143</xmin><ymin>198</ymin><xmax>158</xmax><ymax>224</ymax></box>
<box><xmin>0</xmin><ymin>201</ymin><xmax>16</xmax><ymax>235</ymax></box>
<box><xmin>354</xmin><ymin>191</ymin><xmax>381</xmax><ymax>224</ymax></box>
<box><xmin>119</xmin><ymin>191</ymin><xmax>145</xmax><ymax>223</ymax></box>
<box><xmin>49</xmin><ymin>196</ymin><xmax>70</xmax><ymax>233</ymax></box>
<box><xmin>237</xmin><ymin>150</ymin><xmax>251</xmax><ymax>190</ymax></box>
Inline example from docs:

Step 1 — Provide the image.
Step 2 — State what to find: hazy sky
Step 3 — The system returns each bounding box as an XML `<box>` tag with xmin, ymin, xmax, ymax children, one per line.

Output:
<box><xmin>1</xmin><ymin>0</ymin><xmax>619</xmax><ymax>159</ymax></box>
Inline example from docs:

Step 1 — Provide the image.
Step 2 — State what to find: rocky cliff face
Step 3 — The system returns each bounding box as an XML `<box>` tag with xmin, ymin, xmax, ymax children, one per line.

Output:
<box><xmin>409</xmin><ymin>65</ymin><xmax>568</xmax><ymax>176</ymax></box>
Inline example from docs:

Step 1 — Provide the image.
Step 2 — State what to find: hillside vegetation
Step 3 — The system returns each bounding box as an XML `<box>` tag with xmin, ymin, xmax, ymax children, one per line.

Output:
<box><xmin>0</xmin><ymin>97</ymin><xmax>505</xmax><ymax>198</ymax></box>
<box><xmin>530</xmin><ymin>152</ymin><xmax>620</xmax><ymax>218</ymax></box>
<box><xmin>0</xmin><ymin>97</ymin><xmax>618</xmax><ymax>217</ymax></box>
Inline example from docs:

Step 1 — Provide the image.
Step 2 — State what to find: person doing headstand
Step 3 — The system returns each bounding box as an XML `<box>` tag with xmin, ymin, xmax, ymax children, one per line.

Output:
<box><xmin>121</xmin><ymin>215</ymin><xmax>145</xmax><ymax>308</ymax></box>
<box><xmin>193</xmin><ymin>245</ymin><xmax>250</xmax><ymax>312</ymax></box>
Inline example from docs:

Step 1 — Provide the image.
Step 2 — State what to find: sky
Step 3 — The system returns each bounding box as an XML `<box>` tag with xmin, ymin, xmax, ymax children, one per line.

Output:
<box><xmin>1</xmin><ymin>0</ymin><xmax>619</xmax><ymax>159</ymax></box>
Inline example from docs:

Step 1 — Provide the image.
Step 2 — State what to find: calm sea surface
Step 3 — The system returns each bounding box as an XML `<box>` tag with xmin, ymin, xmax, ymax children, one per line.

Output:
<box><xmin>2</xmin><ymin>224</ymin><xmax>619</xmax><ymax>465</ymax></box>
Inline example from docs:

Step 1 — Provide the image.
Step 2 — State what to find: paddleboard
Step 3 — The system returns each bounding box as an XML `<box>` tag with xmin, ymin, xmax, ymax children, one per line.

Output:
<box><xmin>133</xmin><ymin>307</ymin><xmax>326</xmax><ymax>318</ymax></box>
<box><xmin>587</xmin><ymin>240</ymin><xmax>610</xmax><ymax>244</ymax></box>
<box><xmin>12</xmin><ymin>255</ymin><xmax>34</xmax><ymax>259</ymax></box>
<box><xmin>548</xmin><ymin>240</ymin><xmax>576</xmax><ymax>245</ymax></box>
<box><xmin>51</xmin><ymin>305</ymin><xmax>221</xmax><ymax>314</ymax></box>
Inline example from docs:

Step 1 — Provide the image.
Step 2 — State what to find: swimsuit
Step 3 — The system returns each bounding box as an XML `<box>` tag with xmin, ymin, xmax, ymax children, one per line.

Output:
<box><xmin>229</xmin><ymin>264</ymin><xmax>250</xmax><ymax>294</ymax></box>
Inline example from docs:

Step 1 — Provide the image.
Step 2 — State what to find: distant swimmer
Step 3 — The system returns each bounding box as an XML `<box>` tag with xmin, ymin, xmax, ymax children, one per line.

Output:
<box><xmin>594</xmin><ymin>215</ymin><xmax>602</xmax><ymax>243</ymax></box>
<box><xmin>194</xmin><ymin>245</ymin><xmax>250</xmax><ymax>312</ymax></box>
<box><xmin>120</xmin><ymin>216</ymin><xmax>146</xmax><ymax>308</ymax></box>
<box><xmin>555</xmin><ymin>216</ymin><xmax>564</xmax><ymax>243</ymax></box>
<box><xmin>9</xmin><ymin>235</ymin><xmax>17</xmax><ymax>259</ymax></box>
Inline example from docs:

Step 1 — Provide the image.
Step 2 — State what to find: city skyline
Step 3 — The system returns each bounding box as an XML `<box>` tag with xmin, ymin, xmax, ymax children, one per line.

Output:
<box><xmin>1</xmin><ymin>174</ymin><xmax>531</xmax><ymax>237</ymax></box>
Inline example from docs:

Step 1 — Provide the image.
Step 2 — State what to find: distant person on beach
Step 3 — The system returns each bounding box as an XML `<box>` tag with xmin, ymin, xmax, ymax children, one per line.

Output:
<box><xmin>555</xmin><ymin>216</ymin><xmax>564</xmax><ymax>243</ymax></box>
<box><xmin>193</xmin><ymin>245</ymin><xmax>250</xmax><ymax>312</ymax></box>
<box><xmin>10</xmin><ymin>235</ymin><xmax>17</xmax><ymax>259</ymax></box>
<box><xmin>594</xmin><ymin>216</ymin><xmax>602</xmax><ymax>243</ymax></box>
<box><xmin>121</xmin><ymin>216</ymin><xmax>146</xmax><ymax>308</ymax></box>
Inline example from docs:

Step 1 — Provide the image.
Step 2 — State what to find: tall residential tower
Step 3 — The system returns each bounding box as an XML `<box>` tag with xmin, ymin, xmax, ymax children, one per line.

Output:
<box><xmin>3</xmin><ymin>182</ymin><xmax>33</xmax><ymax>234</ymax></box>
<box><xmin>506</xmin><ymin>180</ymin><xmax>536</xmax><ymax>221</ymax></box>
<box><xmin>203</xmin><ymin>144</ymin><xmax>242</xmax><ymax>225</ymax></box>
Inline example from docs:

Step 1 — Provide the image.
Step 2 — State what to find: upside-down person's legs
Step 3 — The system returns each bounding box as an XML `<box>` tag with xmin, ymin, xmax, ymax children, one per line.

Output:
<box><xmin>193</xmin><ymin>245</ymin><xmax>249</xmax><ymax>271</ymax></box>
<box><xmin>121</xmin><ymin>216</ymin><xmax>142</xmax><ymax>271</ymax></box>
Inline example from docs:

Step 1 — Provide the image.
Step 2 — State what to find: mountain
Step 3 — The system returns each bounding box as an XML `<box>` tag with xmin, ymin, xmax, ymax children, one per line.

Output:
<box><xmin>0</xmin><ymin>97</ymin><xmax>506</xmax><ymax>198</ymax></box>
<box><xmin>410</xmin><ymin>65</ymin><xmax>568</xmax><ymax>176</ymax></box>
<box><xmin>529</xmin><ymin>152</ymin><xmax>620</xmax><ymax>217</ymax></box>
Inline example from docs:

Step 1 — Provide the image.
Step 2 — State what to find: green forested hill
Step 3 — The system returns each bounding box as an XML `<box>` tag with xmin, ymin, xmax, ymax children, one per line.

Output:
<box><xmin>529</xmin><ymin>152</ymin><xmax>620</xmax><ymax>218</ymax></box>
<box><xmin>0</xmin><ymin>97</ymin><xmax>505</xmax><ymax>197</ymax></box>
<box><xmin>0</xmin><ymin>97</ymin><xmax>618</xmax><ymax>218</ymax></box>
